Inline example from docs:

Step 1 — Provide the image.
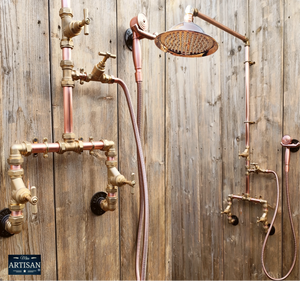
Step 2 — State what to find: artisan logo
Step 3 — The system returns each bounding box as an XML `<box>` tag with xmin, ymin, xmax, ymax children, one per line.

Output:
<box><xmin>8</xmin><ymin>255</ymin><xmax>41</xmax><ymax>275</ymax></box>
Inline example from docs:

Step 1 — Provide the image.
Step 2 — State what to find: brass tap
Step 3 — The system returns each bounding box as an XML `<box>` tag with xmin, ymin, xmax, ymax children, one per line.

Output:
<box><xmin>248</xmin><ymin>163</ymin><xmax>267</xmax><ymax>174</ymax></box>
<box><xmin>239</xmin><ymin>146</ymin><xmax>249</xmax><ymax>159</ymax></box>
<box><xmin>72</xmin><ymin>52</ymin><xmax>116</xmax><ymax>84</ymax></box>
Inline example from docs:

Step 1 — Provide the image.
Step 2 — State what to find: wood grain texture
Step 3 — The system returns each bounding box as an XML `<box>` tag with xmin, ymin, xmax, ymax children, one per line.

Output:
<box><xmin>49</xmin><ymin>0</ymin><xmax>119</xmax><ymax>279</ymax></box>
<box><xmin>0</xmin><ymin>0</ymin><xmax>56</xmax><ymax>280</ymax></box>
<box><xmin>220</xmin><ymin>2</ymin><xmax>249</xmax><ymax>279</ymax></box>
<box><xmin>283</xmin><ymin>0</ymin><xmax>300</xmax><ymax>279</ymax></box>
<box><xmin>0</xmin><ymin>0</ymin><xmax>298</xmax><ymax>280</ymax></box>
<box><xmin>248</xmin><ymin>1</ymin><xmax>283</xmax><ymax>279</ymax></box>
<box><xmin>165</xmin><ymin>0</ymin><xmax>223</xmax><ymax>279</ymax></box>
<box><xmin>117</xmin><ymin>0</ymin><xmax>166</xmax><ymax>279</ymax></box>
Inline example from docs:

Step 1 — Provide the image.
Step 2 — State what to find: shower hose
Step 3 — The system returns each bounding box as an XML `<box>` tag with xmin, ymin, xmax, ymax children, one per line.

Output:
<box><xmin>114</xmin><ymin>78</ymin><xmax>149</xmax><ymax>281</ymax></box>
<box><xmin>261</xmin><ymin>170</ymin><xmax>297</xmax><ymax>280</ymax></box>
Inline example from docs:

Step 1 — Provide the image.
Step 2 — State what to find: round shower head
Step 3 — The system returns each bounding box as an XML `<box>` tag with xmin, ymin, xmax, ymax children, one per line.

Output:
<box><xmin>155</xmin><ymin>21</ymin><xmax>218</xmax><ymax>57</ymax></box>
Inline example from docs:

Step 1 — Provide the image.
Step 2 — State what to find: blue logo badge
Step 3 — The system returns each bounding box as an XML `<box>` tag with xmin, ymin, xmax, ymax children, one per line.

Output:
<box><xmin>8</xmin><ymin>255</ymin><xmax>41</xmax><ymax>275</ymax></box>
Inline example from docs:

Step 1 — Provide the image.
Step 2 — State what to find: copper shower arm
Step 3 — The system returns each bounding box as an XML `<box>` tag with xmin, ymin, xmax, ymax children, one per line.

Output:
<box><xmin>192</xmin><ymin>8</ymin><xmax>249</xmax><ymax>43</ymax></box>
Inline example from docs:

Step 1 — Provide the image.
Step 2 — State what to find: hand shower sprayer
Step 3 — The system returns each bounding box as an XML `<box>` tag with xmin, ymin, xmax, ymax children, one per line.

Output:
<box><xmin>124</xmin><ymin>14</ymin><xmax>157</xmax><ymax>281</ymax></box>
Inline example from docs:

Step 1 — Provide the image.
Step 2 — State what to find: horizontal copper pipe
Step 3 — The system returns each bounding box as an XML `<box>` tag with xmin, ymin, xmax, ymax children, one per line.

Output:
<box><xmin>31</xmin><ymin>141</ymin><xmax>104</xmax><ymax>154</ymax></box>
<box><xmin>195</xmin><ymin>10</ymin><xmax>248</xmax><ymax>43</ymax></box>
<box><xmin>82</xmin><ymin>141</ymin><xmax>104</xmax><ymax>151</ymax></box>
<box><xmin>231</xmin><ymin>194</ymin><xmax>267</xmax><ymax>204</ymax></box>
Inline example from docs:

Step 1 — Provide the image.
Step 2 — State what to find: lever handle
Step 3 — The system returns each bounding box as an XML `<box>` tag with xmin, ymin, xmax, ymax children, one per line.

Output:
<box><xmin>83</xmin><ymin>8</ymin><xmax>89</xmax><ymax>35</ymax></box>
<box><xmin>29</xmin><ymin>186</ymin><xmax>38</xmax><ymax>214</ymax></box>
<box><xmin>130</xmin><ymin>173</ymin><xmax>136</xmax><ymax>194</ymax></box>
<box><xmin>98</xmin><ymin>51</ymin><xmax>117</xmax><ymax>60</ymax></box>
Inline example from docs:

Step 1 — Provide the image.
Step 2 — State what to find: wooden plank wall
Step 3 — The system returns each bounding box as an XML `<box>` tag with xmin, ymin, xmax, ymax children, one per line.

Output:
<box><xmin>0</xmin><ymin>0</ymin><xmax>300</xmax><ymax>280</ymax></box>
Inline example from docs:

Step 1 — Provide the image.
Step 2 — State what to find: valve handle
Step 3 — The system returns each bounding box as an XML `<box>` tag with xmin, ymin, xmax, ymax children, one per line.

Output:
<box><xmin>83</xmin><ymin>8</ymin><xmax>90</xmax><ymax>35</ymax></box>
<box><xmin>30</xmin><ymin>186</ymin><xmax>38</xmax><ymax>214</ymax></box>
<box><xmin>130</xmin><ymin>173</ymin><xmax>135</xmax><ymax>194</ymax></box>
<box><xmin>98</xmin><ymin>51</ymin><xmax>117</xmax><ymax>60</ymax></box>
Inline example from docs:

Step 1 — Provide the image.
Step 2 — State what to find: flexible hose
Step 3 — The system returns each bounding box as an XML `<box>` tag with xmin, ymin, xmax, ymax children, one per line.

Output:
<box><xmin>114</xmin><ymin>78</ymin><xmax>149</xmax><ymax>281</ymax></box>
<box><xmin>136</xmin><ymin>81</ymin><xmax>146</xmax><ymax>280</ymax></box>
<box><xmin>261</xmin><ymin>170</ymin><xmax>297</xmax><ymax>280</ymax></box>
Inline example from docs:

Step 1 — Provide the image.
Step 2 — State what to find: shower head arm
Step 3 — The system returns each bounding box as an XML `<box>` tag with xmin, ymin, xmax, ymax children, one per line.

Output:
<box><xmin>191</xmin><ymin>7</ymin><xmax>249</xmax><ymax>44</ymax></box>
<box><xmin>131</xmin><ymin>24</ymin><xmax>157</xmax><ymax>40</ymax></box>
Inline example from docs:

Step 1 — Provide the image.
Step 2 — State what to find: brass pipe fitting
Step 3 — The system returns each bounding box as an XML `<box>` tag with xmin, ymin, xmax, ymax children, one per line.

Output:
<box><xmin>72</xmin><ymin>52</ymin><xmax>116</xmax><ymax>84</ymax></box>
<box><xmin>5</xmin><ymin>204</ymin><xmax>25</xmax><ymax>234</ymax></box>
<box><xmin>59</xmin><ymin>7</ymin><xmax>90</xmax><ymax>40</ymax></box>
<box><xmin>60</xmin><ymin>60</ymin><xmax>75</xmax><ymax>88</ymax></box>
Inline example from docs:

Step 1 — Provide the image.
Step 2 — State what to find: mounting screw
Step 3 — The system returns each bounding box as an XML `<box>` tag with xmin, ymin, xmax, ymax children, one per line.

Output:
<box><xmin>32</xmin><ymin>138</ymin><xmax>39</xmax><ymax>158</ymax></box>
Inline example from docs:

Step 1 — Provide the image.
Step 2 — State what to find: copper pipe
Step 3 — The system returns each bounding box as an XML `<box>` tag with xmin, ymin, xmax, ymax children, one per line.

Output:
<box><xmin>61</xmin><ymin>11</ymin><xmax>73</xmax><ymax>134</ymax></box>
<box><xmin>30</xmin><ymin>141</ymin><xmax>104</xmax><ymax>154</ymax></box>
<box><xmin>245</xmin><ymin>45</ymin><xmax>250</xmax><ymax>194</ymax></box>
<box><xmin>63</xmin><ymin>48</ymin><xmax>71</xmax><ymax>60</ymax></box>
<box><xmin>82</xmin><ymin>141</ymin><xmax>104</xmax><ymax>151</ymax></box>
<box><xmin>261</xmin><ymin>170</ymin><xmax>297</xmax><ymax>280</ymax></box>
<box><xmin>114</xmin><ymin>78</ymin><xmax>149</xmax><ymax>281</ymax></box>
<box><xmin>231</xmin><ymin>194</ymin><xmax>267</xmax><ymax>204</ymax></box>
<box><xmin>195</xmin><ymin>10</ymin><xmax>248</xmax><ymax>43</ymax></box>
<box><xmin>61</xmin><ymin>0</ymin><xmax>70</xmax><ymax>8</ymax></box>
<box><xmin>11</xmin><ymin>211</ymin><xmax>22</xmax><ymax>217</ymax></box>
<box><xmin>10</xmin><ymin>165</ymin><xmax>21</xmax><ymax>170</ymax></box>
<box><xmin>63</xmin><ymin>87</ymin><xmax>73</xmax><ymax>133</ymax></box>
<box><xmin>31</xmin><ymin>143</ymin><xmax>60</xmax><ymax>154</ymax></box>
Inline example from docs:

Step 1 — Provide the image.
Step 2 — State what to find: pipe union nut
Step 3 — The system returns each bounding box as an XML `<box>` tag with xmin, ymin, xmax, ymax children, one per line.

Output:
<box><xmin>105</xmin><ymin>160</ymin><xmax>117</xmax><ymax>168</ymax></box>
<box><xmin>57</xmin><ymin>141</ymin><xmax>66</xmax><ymax>154</ymax></box>
<box><xmin>62</xmin><ymin>132</ymin><xmax>76</xmax><ymax>141</ymax></box>
<box><xmin>60</xmin><ymin>38</ymin><xmax>74</xmax><ymax>49</ymax></box>
<box><xmin>22</xmin><ymin>141</ymin><xmax>32</xmax><ymax>156</ymax></box>
<box><xmin>8</xmin><ymin>168</ymin><xmax>24</xmax><ymax>178</ymax></box>
<box><xmin>9</xmin><ymin>204</ymin><xmax>25</xmax><ymax>211</ymax></box>
<box><xmin>75</xmin><ymin>140</ymin><xmax>84</xmax><ymax>154</ymax></box>
<box><xmin>59</xmin><ymin>7</ymin><xmax>73</xmax><ymax>18</ymax></box>
<box><xmin>7</xmin><ymin>154</ymin><xmax>24</xmax><ymax>166</ymax></box>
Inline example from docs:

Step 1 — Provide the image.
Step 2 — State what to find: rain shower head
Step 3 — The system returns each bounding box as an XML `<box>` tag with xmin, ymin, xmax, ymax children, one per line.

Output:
<box><xmin>155</xmin><ymin>21</ymin><xmax>218</xmax><ymax>57</ymax></box>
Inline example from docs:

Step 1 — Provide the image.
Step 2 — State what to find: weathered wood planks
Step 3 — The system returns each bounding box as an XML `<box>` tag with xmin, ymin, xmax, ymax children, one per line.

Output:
<box><xmin>0</xmin><ymin>0</ymin><xmax>56</xmax><ymax>280</ymax></box>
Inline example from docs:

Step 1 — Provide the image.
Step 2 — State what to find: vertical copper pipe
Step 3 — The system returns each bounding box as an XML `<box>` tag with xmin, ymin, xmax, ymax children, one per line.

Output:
<box><xmin>10</xmin><ymin>165</ymin><xmax>21</xmax><ymax>170</ymax></box>
<box><xmin>245</xmin><ymin>45</ymin><xmax>250</xmax><ymax>194</ymax></box>
<box><xmin>63</xmin><ymin>87</ymin><xmax>73</xmax><ymax>133</ymax></box>
<box><xmin>61</xmin><ymin>0</ymin><xmax>70</xmax><ymax>8</ymax></box>
<box><xmin>61</xmin><ymin>0</ymin><xmax>73</xmax><ymax>134</ymax></box>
